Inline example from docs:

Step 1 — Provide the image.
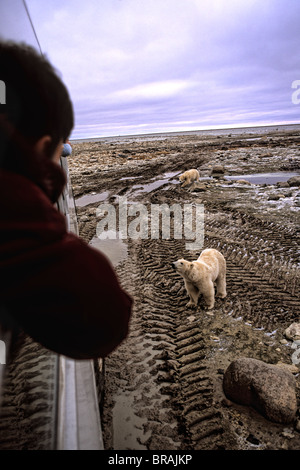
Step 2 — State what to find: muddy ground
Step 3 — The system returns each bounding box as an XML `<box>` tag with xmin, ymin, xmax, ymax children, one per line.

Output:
<box><xmin>68</xmin><ymin>128</ymin><xmax>300</xmax><ymax>451</ymax></box>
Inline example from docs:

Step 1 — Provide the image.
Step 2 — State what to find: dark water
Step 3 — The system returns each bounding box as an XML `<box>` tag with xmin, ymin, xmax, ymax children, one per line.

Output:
<box><xmin>226</xmin><ymin>171</ymin><xmax>300</xmax><ymax>185</ymax></box>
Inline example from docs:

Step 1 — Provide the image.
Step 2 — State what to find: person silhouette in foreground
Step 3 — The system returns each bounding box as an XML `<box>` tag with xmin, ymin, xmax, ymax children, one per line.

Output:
<box><xmin>0</xmin><ymin>41</ymin><xmax>132</xmax><ymax>359</ymax></box>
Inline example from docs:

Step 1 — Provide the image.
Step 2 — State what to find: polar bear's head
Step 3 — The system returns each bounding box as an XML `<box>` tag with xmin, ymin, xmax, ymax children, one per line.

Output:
<box><xmin>172</xmin><ymin>258</ymin><xmax>192</xmax><ymax>276</ymax></box>
<box><xmin>179</xmin><ymin>174</ymin><xmax>186</xmax><ymax>182</ymax></box>
<box><xmin>172</xmin><ymin>258</ymin><xmax>206</xmax><ymax>283</ymax></box>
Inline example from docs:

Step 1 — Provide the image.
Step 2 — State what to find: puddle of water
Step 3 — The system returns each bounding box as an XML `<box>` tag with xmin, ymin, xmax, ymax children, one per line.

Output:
<box><xmin>76</xmin><ymin>172</ymin><xmax>181</xmax><ymax>206</ymax></box>
<box><xmin>76</xmin><ymin>191</ymin><xmax>109</xmax><ymax>207</ymax></box>
<box><xmin>112</xmin><ymin>391</ymin><xmax>149</xmax><ymax>450</ymax></box>
<box><xmin>90</xmin><ymin>232</ymin><xmax>128</xmax><ymax>267</ymax></box>
<box><xmin>164</xmin><ymin>171</ymin><xmax>181</xmax><ymax>179</ymax></box>
<box><xmin>132</xmin><ymin>179</ymin><xmax>169</xmax><ymax>194</ymax></box>
<box><xmin>264</xmin><ymin>329</ymin><xmax>277</xmax><ymax>337</ymax></box>
<box><xmin>226</xmin><ymin>171</ymin><xmax>299</xmax><ymax>185</ymax></box>
<box><xmin>120</xmin><ymin>176</ymin><xmax>143</xmax><ymax>181</ymax></box>
<box><xmin>130</xmin><ymin>171</ymin><xmax>180</xmax><ymax>194</ymax></box>
<box><xmin>110</xmin><ymin>334</ymin><xmax>179</xmax><ymax>450</ymax></box>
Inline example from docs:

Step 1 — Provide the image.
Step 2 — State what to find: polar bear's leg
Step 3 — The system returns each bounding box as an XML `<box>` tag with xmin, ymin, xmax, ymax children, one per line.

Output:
<box><xmin>216</xmin><ymin>272</ymin><xmax>227</xmax><ymax>298</ymax></box>
<box><xmin>184</xmin><ymin>280</ymin><xmax>199</xmax><ymax>307</ymax></box>
<box><xmin>203</xmin><ymin>280</ymin><xmax>215</xmax><ymax>309</ymax></box>
<box><xmin>181</xmin><ymin>179</ymin><xmax>189</xmax><ymax>188</ymax></box>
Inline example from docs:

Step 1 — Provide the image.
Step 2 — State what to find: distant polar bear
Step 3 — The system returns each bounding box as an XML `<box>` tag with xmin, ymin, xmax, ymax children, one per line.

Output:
<box><xmin>172</xmin><ymin>248</ymin><xmax>226</xmax><ymax>309</ymax></box>
<box><xmin>179</xmin><ymin>169</ymin><xmax>200</xmax><ymax>187</ymax></box>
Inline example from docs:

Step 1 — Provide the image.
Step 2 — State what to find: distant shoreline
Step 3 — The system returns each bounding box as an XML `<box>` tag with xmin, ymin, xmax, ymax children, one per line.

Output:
<box><xmin>70</xmin><ymin>122</ymin><xmax>300</xmax><ymax>144</ymax></box>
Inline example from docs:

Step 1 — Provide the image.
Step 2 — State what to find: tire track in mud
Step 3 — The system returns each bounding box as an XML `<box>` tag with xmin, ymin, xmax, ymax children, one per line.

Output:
<box><xmin>107</xmin><ymin>236</ymin><xmax>236</xmax><ymax>450</ymax></box>
<box><xmin>203</xmin><ymin>209</ymin><xmax>300</xmax><ymax>330</ymax></box>
<box><xmin>140</xmin><ymin>238</ymin><xmax>229</xmax><ymax>450</ymax></box>
<box><xmin>102</xmin><ymin>198</ymin><xmax>300</xmax><ymax>450</ymax></box>
<box><xmin>103</xmin><ymin>240</ymin><xmax>189</xmax><ymax>450</ymax></box>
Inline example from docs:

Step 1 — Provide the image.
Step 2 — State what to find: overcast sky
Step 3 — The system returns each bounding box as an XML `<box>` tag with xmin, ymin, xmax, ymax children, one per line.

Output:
<box><xmin>1</xmin><ymin>0</ymin><xmax>300</xmax><ymax>138</ymax></box>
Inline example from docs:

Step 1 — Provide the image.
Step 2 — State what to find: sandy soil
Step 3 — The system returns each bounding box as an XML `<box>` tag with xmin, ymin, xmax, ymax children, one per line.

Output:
<box><xmin>69</xmin><ymin>127</ymin><xmax>300</xmax><ymax>450</ymax></box>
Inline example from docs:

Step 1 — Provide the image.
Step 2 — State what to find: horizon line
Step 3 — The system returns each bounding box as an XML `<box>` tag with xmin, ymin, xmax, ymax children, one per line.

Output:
<box><xmin>70</xmin><ymin>121</ymin><xmax>300</xmax><ymax>142</ymax></box>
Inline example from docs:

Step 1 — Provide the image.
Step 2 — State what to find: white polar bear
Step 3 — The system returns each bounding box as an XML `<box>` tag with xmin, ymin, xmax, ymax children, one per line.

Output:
<box><xmin>172</xmin><ymin>248</ymin><xmax>227</xmax><ymax>309</ymax></box>
<box><xmin>179</xmin><ymin>169</ymin><xmax>200</xmax><ymax>187</ymax></box>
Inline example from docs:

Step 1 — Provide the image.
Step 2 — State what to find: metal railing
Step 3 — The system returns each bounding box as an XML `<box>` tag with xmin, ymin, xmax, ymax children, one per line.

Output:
<box><xmin>55</xmin><ymin>158</ymin><xmax>104</xmax><ymax>450</ymax></box>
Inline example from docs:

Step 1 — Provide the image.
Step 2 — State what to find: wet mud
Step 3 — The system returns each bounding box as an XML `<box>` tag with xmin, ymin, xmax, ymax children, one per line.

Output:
<box><xmin>69</xmin><ymin>127</ymin><xmax>300</xmax><ymax>450</ymax></box>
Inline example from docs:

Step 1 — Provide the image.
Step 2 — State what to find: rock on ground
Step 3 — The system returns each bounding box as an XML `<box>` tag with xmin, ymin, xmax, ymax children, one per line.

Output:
<box><xmin>284</xmin><ymin>323</ymin><xmax>300</xmax><ymax>341</ymax></box>
<box><xmin>211</xmin><ymin>164</ymin><xmax>225</xmax><ymax>176</ymax></box>
<box><xmin>288</xmin><ymin>175</ymin><xmax>300</xmax><ymax>186</ymax></box>
<box><xmin>223</xmin><ymin>357</ymin><xmax>297</xmax><ymax>424</ymax></box>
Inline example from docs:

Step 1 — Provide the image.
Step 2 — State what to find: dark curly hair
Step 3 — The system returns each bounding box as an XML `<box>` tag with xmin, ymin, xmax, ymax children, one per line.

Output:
<box><xmin>0</xmin><ymin>41</ymin><xmax>74</xmax><ymax>187</ymax></box>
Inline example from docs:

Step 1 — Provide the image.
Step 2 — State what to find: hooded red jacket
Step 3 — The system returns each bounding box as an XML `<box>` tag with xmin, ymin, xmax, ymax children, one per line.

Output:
<box><xmin>0</xmin><ymin>167</ymin><xmax>132</xmax><ymax>359</ymax></box>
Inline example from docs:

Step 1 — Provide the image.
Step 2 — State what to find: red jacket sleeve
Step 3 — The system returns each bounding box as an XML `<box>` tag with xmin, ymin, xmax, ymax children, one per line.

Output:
<box><xmin>0</xmin><ymin>170</ymin><xmax>132</xmax><ymax>359</ymax></box>
<box><xmin>3</xmin><ymin>233</ymin><xmax>132</xmax><ymax>359</ymax></box>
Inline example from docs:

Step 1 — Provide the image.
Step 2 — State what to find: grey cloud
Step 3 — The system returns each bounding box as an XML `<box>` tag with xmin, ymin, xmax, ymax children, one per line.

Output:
<box><xmin>24</xmin><ymin>0</ymin><xmax>300</xmax><ymax>138</ymax></box>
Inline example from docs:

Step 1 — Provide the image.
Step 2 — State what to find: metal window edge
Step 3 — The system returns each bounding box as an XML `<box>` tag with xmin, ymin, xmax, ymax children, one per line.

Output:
<box><xmin>56</xmin><ymin>356</ymin><xmax>104</xmax><ymax>450</ymax></box>
<box><xmin>55</xmin><ymin>158</ymin><xmax>104</xmax><ymax>450</ymax></box>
